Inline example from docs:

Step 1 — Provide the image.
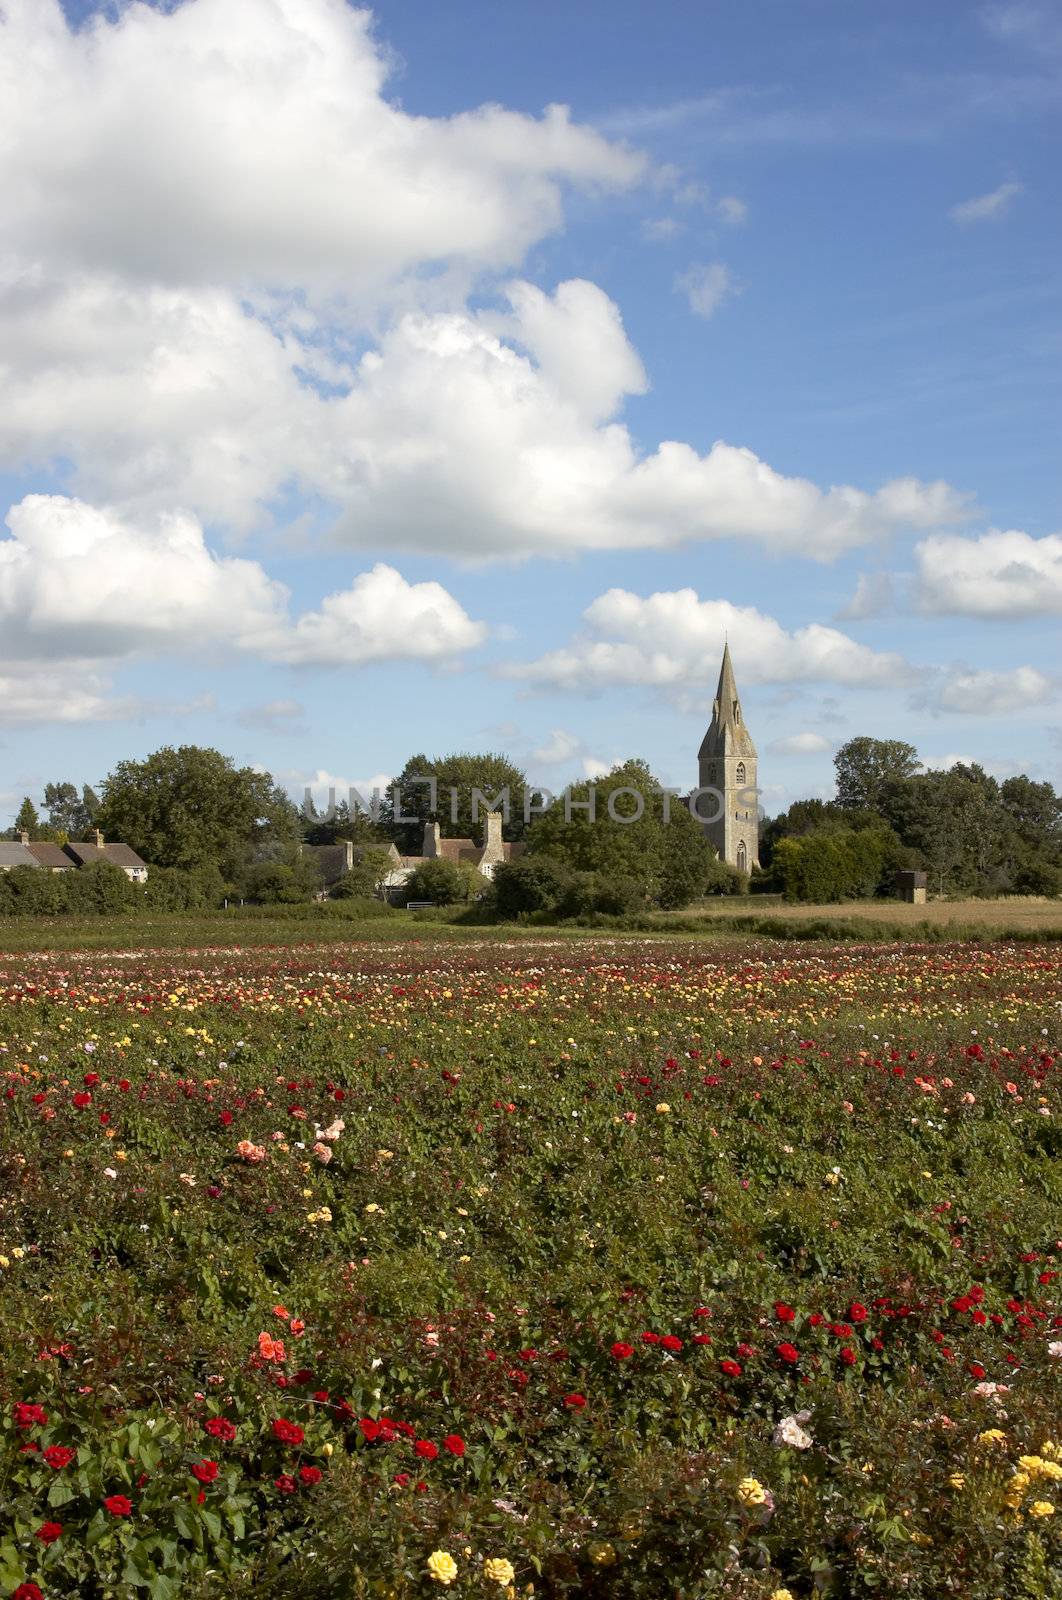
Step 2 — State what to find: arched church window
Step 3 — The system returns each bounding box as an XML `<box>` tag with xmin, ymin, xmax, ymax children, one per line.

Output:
<box><xmin>736</xmin><ymin>840</ymin><xmax>747</xmax><ymax>873</ymax></box>
<box><xmin>735</xmin><ymin>761</ymin><xmax>746</xmax><ymax>785</ymax></box>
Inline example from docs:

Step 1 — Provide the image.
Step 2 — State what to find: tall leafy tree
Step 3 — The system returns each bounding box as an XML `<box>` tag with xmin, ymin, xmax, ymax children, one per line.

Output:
<box><xmin>834</xmin><ymin>737</ymin><xmax>921</xmax><ymax>811</ymax></box>
<box><xmin>385</xmin><ymin>751</ymin><xmax>529</xmax><ymax>854</ymax></box>
<box><xmin>526</xmin><ymin>758</ymin><xmax>713</xmax><ymax>908</ymax></box>
<box><xmin>95</xmin><ymin>746</ymin><xmax>298</xmax><ymax>875</ymax></box>
<box><xmin>43</xmin><ymin>781</ymin><xmax>99</xmax><ymax>840</ymax></box>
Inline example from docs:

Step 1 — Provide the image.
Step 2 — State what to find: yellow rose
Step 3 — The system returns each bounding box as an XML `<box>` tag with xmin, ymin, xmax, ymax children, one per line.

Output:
<box><xmin>484</xmin><ymin>1557</ymin><xmax>515</xmax><ymax>1585</ymax></box>
<box><xmin>426</xmin><ymin>1549</ymin><xmax>459</xmax><ymax>1585</ymax></box>
<box><xmin>977</xmin><ymin>1428</ymin><xmax>1007</xmax><ymax>1447</ymax></box>
<box><xmin>770</xmin><ymin>1589</ymin><xmax>796</xmax><ymax>1600</ymax></box>
<box><xmin>736</xmin><ymin>1476</ymin><xmax>767</xmax><ymax>1508</ymax></box>
<box><xmin>655</xmin><ymin>1102</ymin><xmax>670</xmax><ymax>1114</ymax></box>
<box><xmin>1029</xmin><ymin>1501</ymin><xmax>1055</xmax><ymax>1518</ymax></box>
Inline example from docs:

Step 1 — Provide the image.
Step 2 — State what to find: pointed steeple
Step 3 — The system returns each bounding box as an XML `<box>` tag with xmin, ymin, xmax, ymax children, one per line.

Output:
<box><xmin>699</xmin><ymin>643</ymin><xmax>756</xmax><ymax>760</ymax></box>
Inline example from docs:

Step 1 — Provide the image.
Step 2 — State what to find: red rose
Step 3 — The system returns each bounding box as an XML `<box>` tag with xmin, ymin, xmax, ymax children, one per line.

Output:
<box><xmin>359</xmin><ymin>1418</ymin><xmax>381</xmax><ymax>1442</ymax></box>
<box><xmin>774</xmin><ymin>1302</ymin><xmax>796</xmax><ymax>1322</ymax></box>
<box><xmin>610</xmin><ymin>1342</ymin><xmax>634</xmax><ymax>1360</ymax></box>
<box><xmin>218</xmin><ymin>1110</ymin><xmax>234</xmax><ymax>1126</ymax></box>
<box><xmin>414</xmin><ymin>1439</ymin><xmax>438</xmax><ymax>1460</ymax></box>
<box><xmin>274</xmin><ymin>1473</ymin><xmax>297</xmax><ymax>1493</ymax></box>
<box><xmin>840</xmin><ymin>1347</ymin><xmax>857</xmax><ymax>1367</ymax></box>
<box><xmin>36</xmin><ymin>1522</ymin><xmax>63</xmax><ymax>1544</ymax></box>
<box><xmin>640</xmin><ymin>1331</ymin><xmax>660</xmax><ymax>1344</ymax></box>
<box><xmin>777</xmin><ymin>1343</ymin><xmax>800</xmax><ymax>1365</ymax></box>
<box><xmin>204</xmin><ymin>1417</ymin><xmax>237</xmax><ymax>1441</ymax></box>
<box><xmin>272</xmin><ymin>1418</ymin><xmax>304</xmax><ymax>1445</ymax></box>
<box><xmin>72</xmin><ymin>1092</ymin><xmax>92</xmax><ymax>1108</ymax></box>
<box><xmin>563</xmin><ymin>1393</ymin><xmax>587</xmax><ymax>1408</ymax></box>
<box><xmin>191</xmin><ymin>1460</ymin><xmax>219</xmax><ymax>1483</ymax></box>
<box><xmin>693</xmin><ymin>1334</ymin><xmax>712</xmax><ymax>1345</ymax></box>
<box><xmin>43</xmin><ymin>1445</ymin><xmax>76</xmax><ymax>1470</ymax></box>
<box><xmin>104</xmin><ymin>1495</ymin><xmax>133</xmax><ymax>1517</ymax></box>
<box><xmin>849</xmin><ymin>1303</ymin><xmax>868</xmax><ymax>1322</ymax></box>
<box><xmin>720</xmin><ymin>1359</ymin><xmax>742</xmax><ymax>1377</ymax></box>
<box><xmin>392</xmin><ymin>1472</ymin><xmax>410</xmax><ymax>1487</ymax></box>
<box><xmin>299</xmin><ymin>1465</ymin><xmax>322</xmax><ymax>1486</ymax></box>
<box><xmin>660</xmin><ymin>1335</ymin><xmax>683</xmax><ymax>1352</ymax></box>
<box><xmin>443</xmin><ymin>1433</ymin><xmax>466</xmax><ymax>1456</ymax></box>
<box><xmin>968</xmin><ymin>1362</ymin><xmax>986</xmax><ymax>1379</ymax></box>
<box><xmin>14</xmin><ymin>1583</ymin><xmax>45</xmax><ymax>1600</ymax></box>
<box><xmin>14</xmin><ymin>1402</ymin><xmax>48</xmax><ymax>1430</ymax></box>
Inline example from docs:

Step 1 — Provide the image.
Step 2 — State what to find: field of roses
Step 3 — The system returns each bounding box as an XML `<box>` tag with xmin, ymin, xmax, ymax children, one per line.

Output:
<box><xmin>1</xmin><ymin>935</ymin><xmax>1060</xmax><ymax>1599</ymax></box>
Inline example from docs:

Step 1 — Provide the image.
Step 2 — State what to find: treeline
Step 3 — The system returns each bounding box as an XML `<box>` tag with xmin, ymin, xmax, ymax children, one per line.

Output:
<box><xmin>4</xmin><ymin>735</ymin><xmax>1060</xmax><ymax>920</ymax></box>
<box><xmin>759</xmin><ymin>738</ymin><xmax>1061</xmax><ymax>902</ymax></box>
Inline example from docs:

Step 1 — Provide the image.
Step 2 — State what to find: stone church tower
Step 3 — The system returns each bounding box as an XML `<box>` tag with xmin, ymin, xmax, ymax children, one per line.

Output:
<box><xmin>697</xmin><ymin>644</ymin><xmax>759</xmax><ymax>873</ymax></box>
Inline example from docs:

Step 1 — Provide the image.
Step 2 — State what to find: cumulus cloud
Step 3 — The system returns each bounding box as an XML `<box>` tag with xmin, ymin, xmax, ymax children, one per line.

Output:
<box><xmin>767</xmin><ymin>732</ymin><xmax>833</xmax><ymax>755</ymax></box>
<box><xmin>501</xmin><ymin>587</ymin><xmax>918</xmax><ymax>701</ymax></box>
<box><xmin>929</xmin><ymin>665</ymin><xmax>1055</xmax><ymax>715</ymax></box>
<box><xmin>0</xmin><ymin>664</ymin><xmax>137</xmax><ymax>727</ymax></box>
<box><xmin>236</xmin><ymin>699</ymin><xmax>307</xmax><ymax>733</ymax></box>
<box><xmin>0</xmin><ymin>271</ymin><xmax>967</xmax><ymax>559</ymax></box>
<box><xmin>274</xmin><ymin>564</ymin><xmax>488</xmax><ymax>665</ymax></box>
<box><xmin>0</xmin><ymin>0</ymin><xmax>643</xmax><ymax>299</ymax></box>
<box><xmin>0</xmin><ymin>496</ymin><xmax>486</xmax><ymax>669</ymax></box>
<box><xmin>950</xmin><ymin>180</ymin><xmax>1024</xmax><ymax>224</ymax></box>
<box><xmin>675</xmin><ymin>261</ymin><xmax>736</xmax><ymax>318</ymax></box>
<box><xmin>914</xmin><ymin>529</ymin><xmax>1062</xmax><ymax>616</ymax></box>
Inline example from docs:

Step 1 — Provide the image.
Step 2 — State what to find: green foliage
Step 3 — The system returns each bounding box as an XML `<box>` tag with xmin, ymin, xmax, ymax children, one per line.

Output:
<box><xmin>328</xmin><ymin>848</ymin><xmax>395</xmax><ymax>900</ymax></box>
<box><xmin>492</xmin><ymin>853</ymin><xmax>572</xmax><ymax>916</ymax></box>
<box><xmin>774</xmin><ymin>824</ymin><xmax>902</xmax><ymax>902</ymax></box>
<box><xmin>834</xmin><ymin>736</ymin><xmax>921</xmax><ymax>811</ymax></box>
<box><xmin>385</xmin><ymin>751</ymin><xmax>528</xmax><ymax>854</ymax></box>
<box><xmin>96</xmin><ymin>746</ymin><xmax>298</xmax><ymax>876</ymax></box>
<box><xmin>13</xmin><ymin>796</ymin><xmax>40</xmax><ymax>838</ymax></box>
<box><xmin>43</xmin><ymin>781</ymin><xmax>100</xmax><ymax>840</ymax></box>
<box><xmin>402</xmin><ymin>856</ymin><xmax>485</xmax><ymax>905</ymax></box>
<box><xmin>526</xmin><ymin>759</ymin><xmax>713</xmax><ymax>909</ymax></box>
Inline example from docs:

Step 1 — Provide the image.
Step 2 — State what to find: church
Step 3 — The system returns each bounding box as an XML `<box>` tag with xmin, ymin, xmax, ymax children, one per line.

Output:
<box><xmin>698</xmin><ymin>644</ymin><xmax>760</xmax><ymax>872</ymax></box>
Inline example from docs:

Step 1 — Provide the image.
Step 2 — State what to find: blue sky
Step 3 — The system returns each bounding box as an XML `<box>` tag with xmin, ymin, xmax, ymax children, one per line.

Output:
<box><xmin>1</xmin><ymin>0</ymin><xmax>1059</xmax><ymax>827</ymax></box>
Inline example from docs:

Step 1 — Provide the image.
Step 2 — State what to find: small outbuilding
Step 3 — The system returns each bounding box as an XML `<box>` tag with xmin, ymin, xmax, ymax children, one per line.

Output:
<box><xmin>895</xmin><ymin>870</ymin><xmax>927</xmax><ymax>905</ymax></box>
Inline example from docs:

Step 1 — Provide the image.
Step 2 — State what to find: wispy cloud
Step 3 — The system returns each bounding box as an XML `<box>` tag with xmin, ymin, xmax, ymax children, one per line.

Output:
<box><xmin>675</xmin><ymin>261</ymin><xmax>736</xmax><ymax>319</ymax></box>
<box><xmin>950</xmin><ymin>179</ymin><xmax>1024</xmax><ymax>224</ymax></box>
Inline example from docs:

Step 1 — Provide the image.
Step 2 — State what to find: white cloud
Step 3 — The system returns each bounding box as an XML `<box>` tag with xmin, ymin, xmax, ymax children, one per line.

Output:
<box><xmin>931</xmin><ymin>665</ymin><xmax>1054</xmax><ymax>715</ymax></box>
<box><xmin>0</xmin><ymin>496</ymin><xmax>486</xmax><ymax>671</ymax></box>
<box><xmin>717</xmin><ymin>195</ymin><xmax>748</xmax><ymax>224</ymax></box>
<box><xmin>767</xmin><ymin>732</ymin><xmax>833</xmax><ymax>755</ymax></box>
<box><xmin>837</xmin><ymin>571</ymin><xmax>896</xmax><ymax>620</ymax></box>
<box><xmin>0</xmin><ymin>664</ymin><xmax>137</xmax><ymax>727</ymax></box>
<box><xmin>0</xmin><ymin>272</ymin><xmax>967</xmax><ymax>560</ymax></box>
<box><xmin>675</xmin><ymin>261</ymin><xmax>735</xmax><ymax>319</ymax></box>
<box><xmin>950</xmin><ymin>180</ymin><xmax>1024</xmax><ymax>224</ymax></box>
<box><xmin>275</xmin><ymin>564</ymin><xmax>487</xmax><ymax>666</ymax></box>
<box><xmin>914</xmin><ymin>528</ymin><xmax>1062</xmax><ymax>616</ymax></box>
<box><xmin>0</xmin><ymin>0</ymin><xmax>643</xmax><ymax>300</ymax></box>
<box><xmin>237</xmin><ymin>699</ymin><xmax>307</xmax><ymax>733</ymax></box>
<box><xmin>641</xmin><ymin>217</ymin><xmax>683</xmax><ymax>242</ymax></box>
<box><xmin>502</xmin><ymin>587</ymin><xmax>918</xmax><ymax>701</ymax></box>
<box><xmin>530</xmin><ymin>729</ymin><xmax>584</xmax><ymax>766</ymax></box>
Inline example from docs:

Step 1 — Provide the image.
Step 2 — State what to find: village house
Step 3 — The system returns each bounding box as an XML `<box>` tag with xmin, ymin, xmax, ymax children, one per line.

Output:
<box><xmin>0</xmin><ymin>829</ymin><xmax>149</xmax><ymax>881</ymax></box>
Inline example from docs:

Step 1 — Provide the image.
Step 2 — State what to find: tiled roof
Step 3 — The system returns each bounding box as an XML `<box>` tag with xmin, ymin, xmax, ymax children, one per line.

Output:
<box><xmin>64</xmin><ymin>841</ymin><xmax>147</xmax><ymax>869</ymax></box>
<box><xmin>26</xmin><ymin>842</ymin><xmax>74</xmax><ymax>869</ymax></box>
<box><xmin>0</xmin><ymin>842</ymin><xmax>38</xmax><ymax>868</ymax></box>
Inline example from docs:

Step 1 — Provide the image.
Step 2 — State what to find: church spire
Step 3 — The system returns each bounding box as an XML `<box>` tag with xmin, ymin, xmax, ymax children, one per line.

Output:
<box><xmin>700</xmin><ymin>643</ymin><xmax>756</xmax><ymax>760</ymax></box>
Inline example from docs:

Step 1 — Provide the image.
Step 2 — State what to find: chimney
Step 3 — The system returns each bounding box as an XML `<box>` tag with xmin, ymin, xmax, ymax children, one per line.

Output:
<box><xmin>484</xmin><ymin>811</ymin><xmax>502</xmax><ymax>853</ymax></box>
<box><xmin>18</xmin><ymin>829</ymin><xmax>29</xmax><ymax>846</ymax></box>
<box><xmin>94</xmin><ymin>828</ymin><xmax>104</xmax><ymax>849</ymax></box>
<box><xmin>423</xmin><ymin>820</ymin><xmax>441</xmax><ymax>858</ymax></box>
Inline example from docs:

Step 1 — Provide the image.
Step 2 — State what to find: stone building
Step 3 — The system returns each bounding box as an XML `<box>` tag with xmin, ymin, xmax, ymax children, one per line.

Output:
<box><xmin>697</xmin><ymin>644</ymin><xmax>760</xmax><ymax>872</ymax></box>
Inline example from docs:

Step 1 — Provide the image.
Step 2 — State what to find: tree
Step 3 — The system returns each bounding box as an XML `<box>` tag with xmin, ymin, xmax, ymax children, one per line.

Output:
<box><xmin>43</xmin><ymin>781</ymin><xmax>99</xmax><ymax>840</ymax></box>
<box><xmin>526</xmin><ymin>758</ymin><xmax>713</xmax><ymax>908</ymax></box>
<box><xmin>385</xmin><ymin>751</ymin><xmax>529</xmax><ymax>855</ymax></box>
<box><xmin>492</xmin><ymin>855</ymin><xmax>572</xmax><ymax>918</ymax></box>
<box><xmin>300</xmin><ymin>797</ymin><xmax>390</xmax><ymax>848</ymax></box>
<box><xmin>95</xmin><ymin>746</ymin><xmax>298</xmax><ymax>876</ymax></box>
<box><xmin>402</xmin><ymin>857</ymin><xmax>485</xmax><ymax>905</ymax></box>
<box><xmin>773</xmin><ymin>825</ymin><xmax>901</xmax><ymax>902</ymax></box>
<box><xmin>331</xmin><ymin>848</ymin><xmax>396</xmax><ymax>899</ymax></box>
<box><xmin>834</xmin><ymin>737</ymin><xmax>921</xmax><ymax>812</ymax></box>
<box><xmin>12</xmin><ymin>797</ymin><xmax>39</xmax><ymax>839</ymax></box>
